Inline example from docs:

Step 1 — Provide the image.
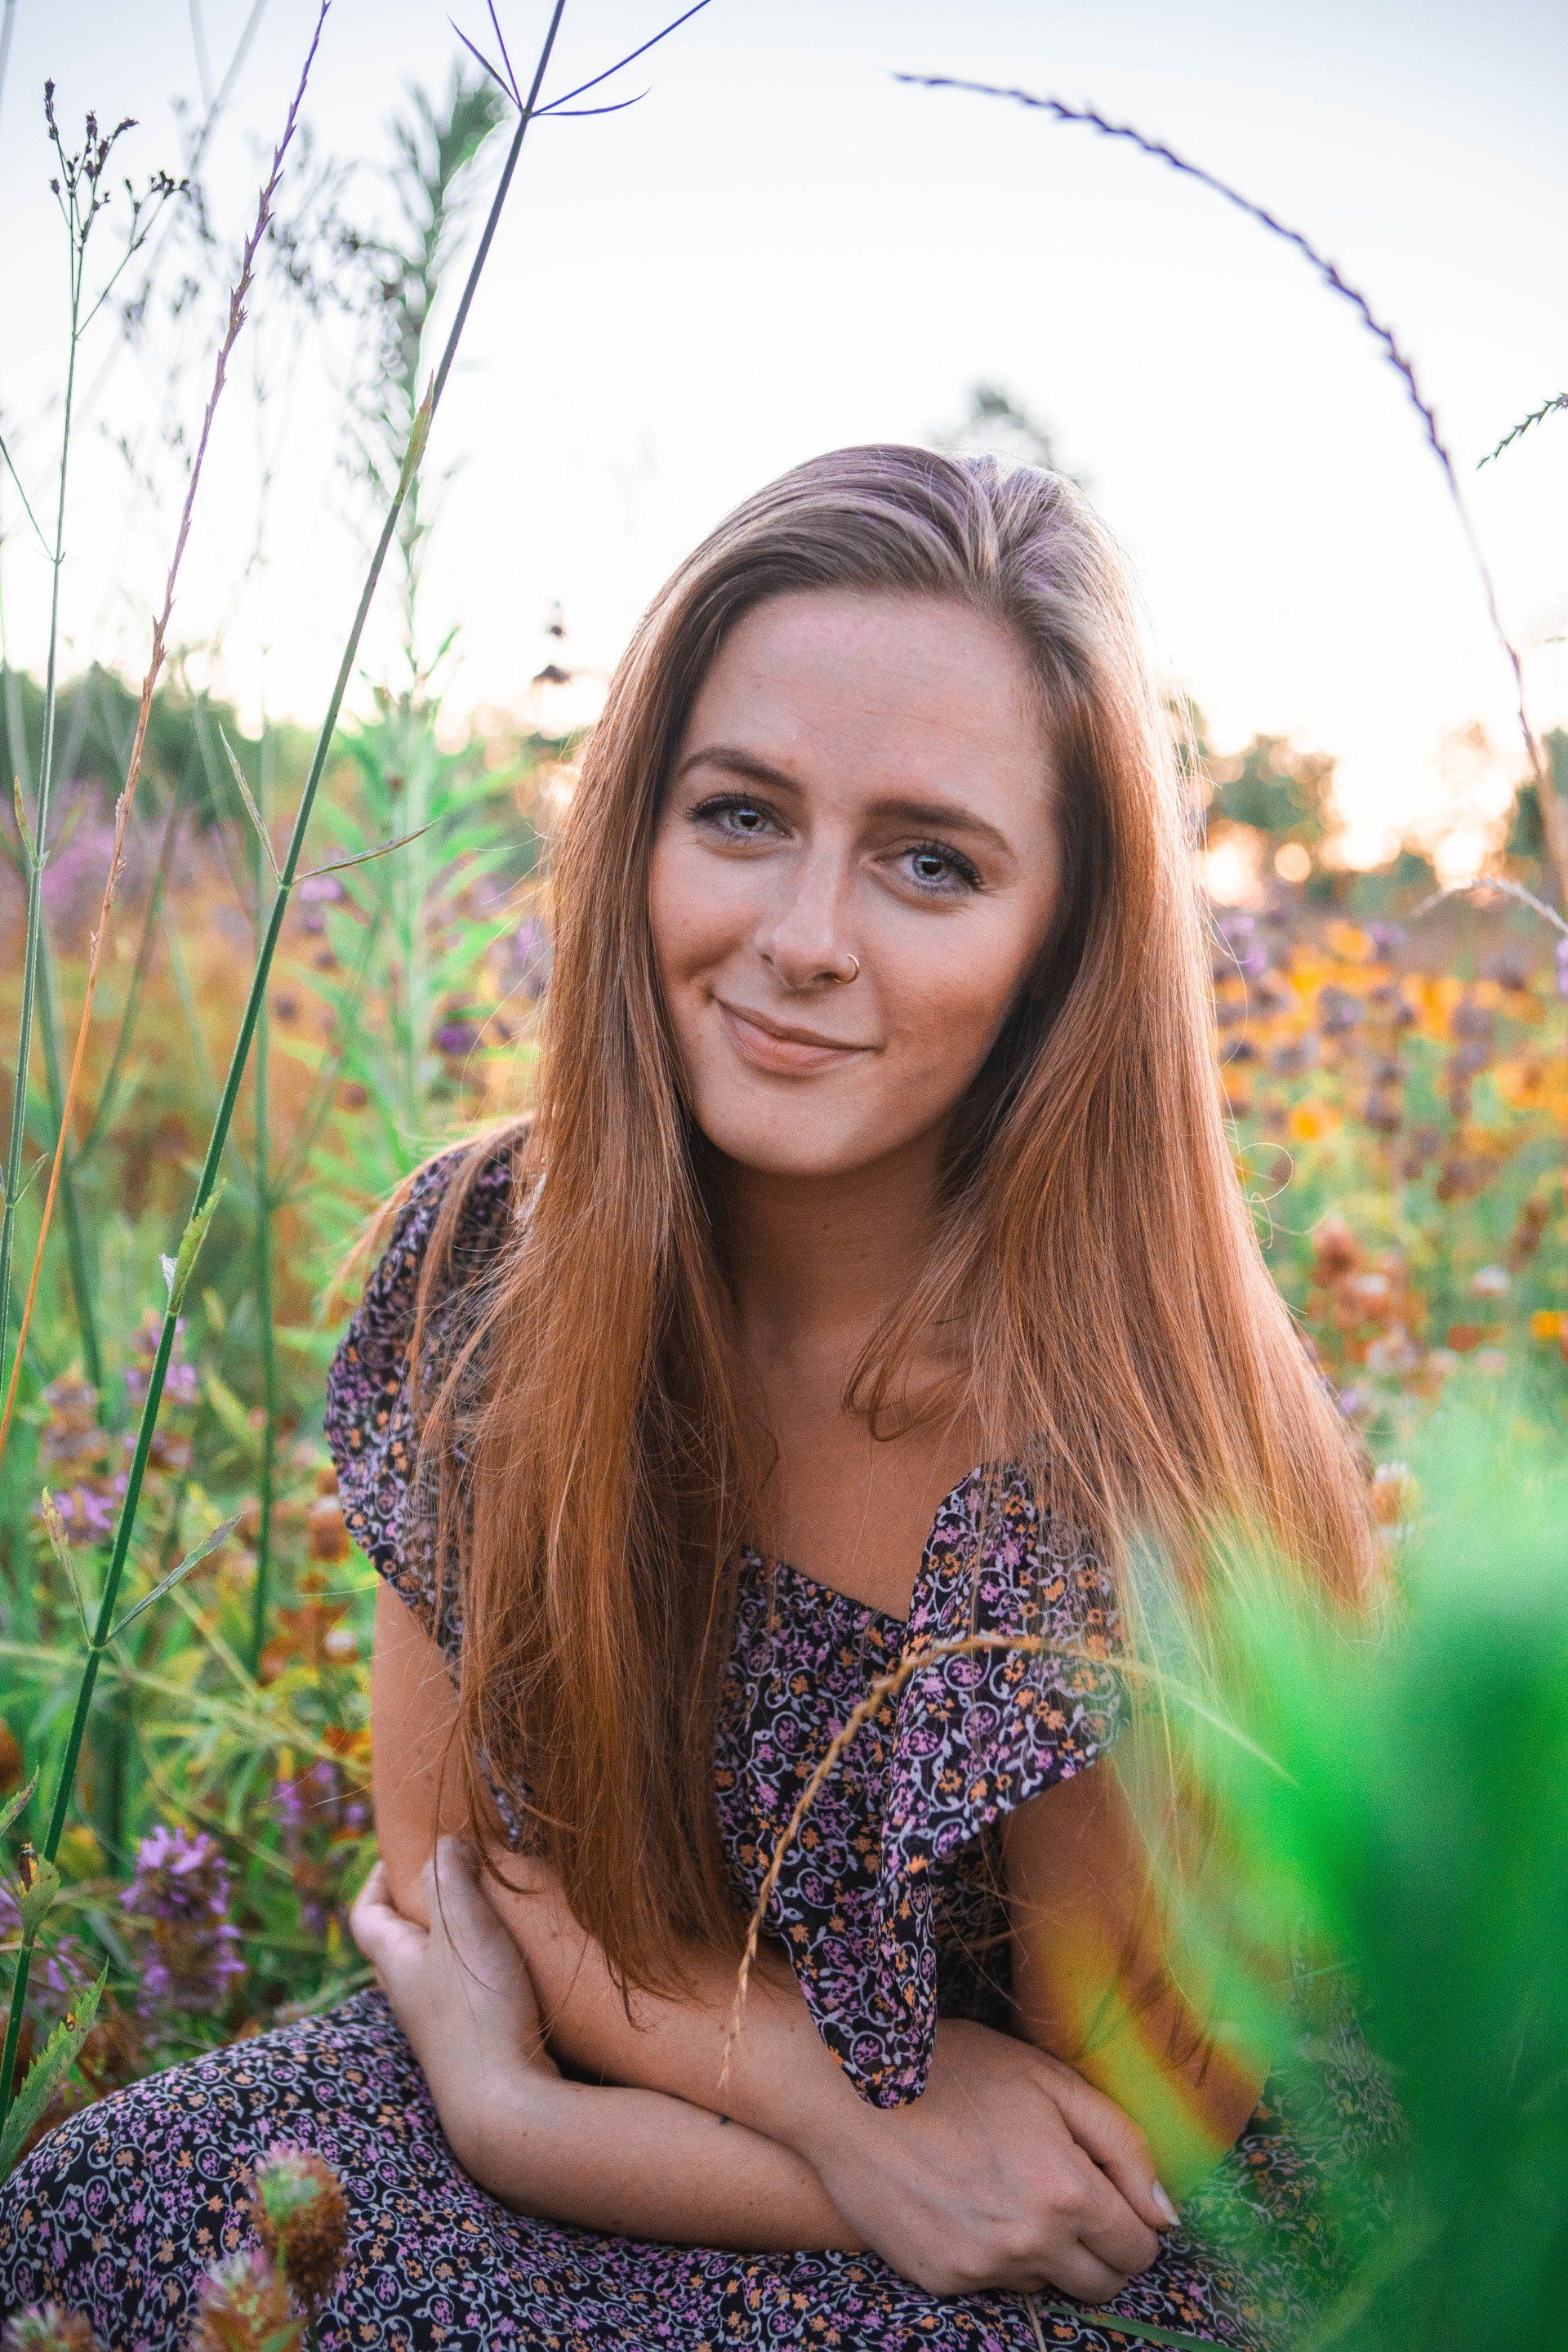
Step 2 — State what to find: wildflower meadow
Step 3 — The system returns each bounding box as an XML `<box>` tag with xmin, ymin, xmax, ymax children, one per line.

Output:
<box><xmin>0</xmin><ymin>7</ymin><xmax>1565</xmax><ymax>2347</ymax></box>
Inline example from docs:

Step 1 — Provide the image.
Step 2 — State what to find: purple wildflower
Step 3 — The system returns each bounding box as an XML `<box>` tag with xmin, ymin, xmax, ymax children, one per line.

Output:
<box><xmin>120</xmin><ymin>1824</ymin><xmax>245</xmax><ymax>2016</ymax></box>
<box><xmin>122</xmin><ymin>1309</ymin><xmax>198</xmax><ymax>1410</ymax></box>
<box><xmin>41</xmin><ymin>1485</ymin><xmax>118</xmax><ymax>1545</ymax></box>
<box><xmin>188</xmin><ymin>2250</ymin><xmax>300</xmax><ymax>2352</ymax></box>
<box><xmin>1316</xmin><ymin>985</ymin><xmax>1362</xmax><ymax>1036</ymax></box>
<box><xmin>1556</xmin><ymin>936</ymin><xmax>1568</xmax><ymax>1000</ymax></box>
<box><xmin>433</xmin><ymin>1017</ymin><xmax>477</xmax><ymax>1057</ymax></box>
<box><xmin>1367</xmin><ymin>920</ymin><xmax>1406</xmax><ymax>961</ymax></box>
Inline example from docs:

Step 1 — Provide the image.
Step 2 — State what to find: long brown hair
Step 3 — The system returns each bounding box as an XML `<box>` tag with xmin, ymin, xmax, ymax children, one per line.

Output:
<box><xmin>395</xmin><ymin>445</ymin><xmax>1374</xmax><ymax>1995</ymax></box>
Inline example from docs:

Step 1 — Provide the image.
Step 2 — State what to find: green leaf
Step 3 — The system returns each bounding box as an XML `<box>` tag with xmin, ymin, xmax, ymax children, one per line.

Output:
<box><xmin>0</xmin><ymin>1776</ymin><xmax>38</xmax><ymax>1844</ymax></box>
<box><xmin>167</xmin><ymin>1178</ymin><xmax>226</xmax><ymax>1312</ymax></box>
<box><xmin>38</xmin><ymin>1491</ymin><xmax>93</xmax><ymax>1641</ymax></box>
<box><xmin>395</xmin><ymin>379</ymin><xmax>435</xmax><ymax>501</ymax></box>
<box><xmin>297</xmin><ymin>817</ymin><xmax>439</xmax><ymax>881</ymax></box>
<box><xmin>202</xmin><ymin>1365</ymin><xmax>258</xmax><ymax>1451</ymax></box>
<box><xmin>10</xmin><ymin>775</ymin><xmax>33</xmax><ymax>873</ymax></box>
<box><xmin>218</xmin><ymin>724</ymin><xmax>282</xmax><ymax>882</ymax></box>
<box><xmin>110</xmin><ymin>1513</ymin><xmax>241</xmax><ymax>1639</ymax></box>
<box><xmin>0</xmin><ymin>1967</ymin><xmax>105</xmax><ymax>2178</ymax></box>
<box><xmin>14</xmin><ymin>1855</ymin><xmax>60</xmax><ymax>1939</ymax></box>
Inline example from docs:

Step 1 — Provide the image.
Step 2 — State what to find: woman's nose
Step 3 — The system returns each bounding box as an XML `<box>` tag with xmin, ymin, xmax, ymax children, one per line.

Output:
<box><xmin>754</xmin><ymin>853</ymin><xmax>860</xmax><ymax>992</ymax></box>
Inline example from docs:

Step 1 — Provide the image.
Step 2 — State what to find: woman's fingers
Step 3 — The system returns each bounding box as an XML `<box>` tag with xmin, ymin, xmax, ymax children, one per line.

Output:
<box><xmin>354</xmin><ymin>1841</ymin><xmax>554</xmax><ymax>2077</ymax></box>
<box><xmin>1068</xmin><ymin>2145</ymin><xmax>1161</xmax><ymax>2281</ymax></box>
<box><xmin>430</xmin><ymin>1840</ymin><xmax>535</xmax><ymax>1978</ymax></box>
<box><xmin>427</xmin><ymin>1838</ymin><xmax>555</xmax><ymax>2061</ymax></box>
<box><xmin>350</xmin><ymin>1859</ymin><xmax>428</xmax><ymax>1971</ymax></box>
<box><xmin>1031</xmin><ymin>2246</ymin><xmax>1135</xmax><ymax>2306</ymax></box>
<box><xmin>1047</xmin><ymin>2061</ymin><xmax>1178</xmax><ymax>2238</ymax></box>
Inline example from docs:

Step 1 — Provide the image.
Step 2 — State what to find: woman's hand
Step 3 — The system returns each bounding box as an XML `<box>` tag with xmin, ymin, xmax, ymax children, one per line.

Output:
<box><xmin>795</xmin><ymin>2016</ymin><xmax>1174</xmax><ymax>2304</ymax></box>
<box><xmin>363</xmin><ymin>1840</ymin><xmax>1169</xmax><ymax>2301</ymax></box>
<box><xmin>364</xmin><ymin>1595</ymin><xmax>1167</xmax><ymax>2287</ymax></box>
<box><xmin>351</xmin><ymin>1838</ymin><xmax>559</xmax><ymax>2129</ymax></box>
<box><xmin>352</xmin><ymin>1839</ymin><xmax>860</xmax><ymax>2250</ymax></box>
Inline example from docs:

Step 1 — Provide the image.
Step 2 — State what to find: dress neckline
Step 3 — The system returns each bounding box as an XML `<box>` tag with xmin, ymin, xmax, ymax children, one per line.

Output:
<box><xmin>739</xmin><ymin>1460</ymin><xmax>1004</xmax><ymax>1634</ymax></box>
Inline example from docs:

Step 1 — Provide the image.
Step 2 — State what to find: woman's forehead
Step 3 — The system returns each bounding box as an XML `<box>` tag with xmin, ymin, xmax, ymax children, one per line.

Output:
<box><xmin>679</xmin><ymin>589</ymin><xmax>1054</xmax><ymax>810</ymax></box>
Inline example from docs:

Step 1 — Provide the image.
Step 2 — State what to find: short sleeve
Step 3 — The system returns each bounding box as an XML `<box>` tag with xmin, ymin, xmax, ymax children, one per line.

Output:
<box><xmin>323</xmin><ymin>1139</ymin><xmax>517</xmax><ymax>1670</ymax></box>
<box><xmin>885</xmin><ymin>1468</ymin><xmax>1125</xmax><ymax>1869</ymax></box>
<box><xmin>785</xmin><ymin>1466</ymin><xmax>1125</xmax><ymax>2107</ymax></box>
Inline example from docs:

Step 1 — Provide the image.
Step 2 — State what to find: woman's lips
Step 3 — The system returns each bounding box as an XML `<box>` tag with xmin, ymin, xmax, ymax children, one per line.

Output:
<box><xmin>715</xmin><ymin>1000</ymin><xmax>871</xmax><ymax>1075</ymax></box>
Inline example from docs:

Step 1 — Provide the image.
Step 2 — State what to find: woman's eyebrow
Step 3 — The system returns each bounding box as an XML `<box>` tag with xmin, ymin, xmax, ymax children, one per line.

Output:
<box><xmin>674</xmin><ymin>747</ymin><xmax>1014</xmax><ymax>858</ymax></box>
<box><xmin>673</xmin><ymin>745</ymin><xmax>796</xmax><ymax>791</ymax></box>
<box><xmin>871</xmin><ymin>795</ymin><xmax>1013</xmax><ymax>858</ymax></box>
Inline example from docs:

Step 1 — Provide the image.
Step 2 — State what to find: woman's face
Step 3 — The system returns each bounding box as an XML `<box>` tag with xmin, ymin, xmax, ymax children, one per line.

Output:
<box><xmin>647</xmin><ymin>587</ymin><xmax>1062</xmax><ymax>1181</ymax></box>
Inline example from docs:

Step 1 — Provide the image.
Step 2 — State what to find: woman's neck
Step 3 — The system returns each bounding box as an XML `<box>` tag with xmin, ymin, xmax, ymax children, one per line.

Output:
<box><xmin>717</xmin><ymin>1129</ymin><xmax>947</xmax><ymax>1370</ymax></box>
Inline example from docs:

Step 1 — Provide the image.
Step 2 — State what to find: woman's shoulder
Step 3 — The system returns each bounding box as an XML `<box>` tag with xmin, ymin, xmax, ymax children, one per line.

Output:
<box><xmin>322</xmin><ymin>1125</ymin><xmax>527</xmax><ymax>1641</ymax></box>
<box><xmin>326</xmin><ymin>1129</ymin><xmax>523</xmax><ymax>1405</ymax></box>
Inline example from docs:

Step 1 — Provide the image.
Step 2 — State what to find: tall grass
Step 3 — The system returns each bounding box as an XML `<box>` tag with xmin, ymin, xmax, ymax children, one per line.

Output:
<box><xmin>0</xmin><ymin>0</ymin><xmax>719</xmax><ymax>2165</ymax></box>
<box><xmin>0</xmin><ymin>0</ymin><xmax>575</xmax><ymax>2139</ymax></box>
<box><xmin>899</xmin><ymin>72</ymin><xmax>1568</xmax><ymax>913</ymax></box>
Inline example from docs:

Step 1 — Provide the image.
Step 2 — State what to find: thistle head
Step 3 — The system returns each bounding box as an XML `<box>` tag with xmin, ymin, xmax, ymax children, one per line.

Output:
<box><xmin>250</xmin><ymin>2143</ymin><xmax>350</xmax><ymax>2314</ymax></box>
<box><xmin>2</xmin><ymin>2307</ymin><xmax>105</xmax><ymax>2352</ymax></box>
<box><xmin>185</xmin><ymin>2251</ymin><xmax>302</xmax><ymax>2352</ymax></box>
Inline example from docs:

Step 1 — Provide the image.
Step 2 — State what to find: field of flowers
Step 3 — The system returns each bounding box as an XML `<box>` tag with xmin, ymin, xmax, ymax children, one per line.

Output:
<box><xmin>1</xmin><ymin>16</ymin><xmax>1566</xmax><ymax>2345</ymax></box>
<box><xmin>2</xmin><ymin>693</ymin><xmax>1563</xmax><ymax>2154</ymax></box>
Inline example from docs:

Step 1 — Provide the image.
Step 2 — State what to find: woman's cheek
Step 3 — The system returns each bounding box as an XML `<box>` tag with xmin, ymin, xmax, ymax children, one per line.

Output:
<box><xmin>898</xmin><ymin>941</ymin><xmax>1022</xmax><ymax>1090</ymax></box>
<box><xmin>649</xmin><ymin>849</ymin><xmax>716</xmax><ymax>969</ymax></box>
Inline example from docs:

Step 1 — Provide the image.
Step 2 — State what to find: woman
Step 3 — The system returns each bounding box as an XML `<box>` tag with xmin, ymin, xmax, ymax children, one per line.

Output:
<box><xmin>0</xmin><ymin>448</ymin><xmax>1385</xmax><ymax>2350</ymax></box>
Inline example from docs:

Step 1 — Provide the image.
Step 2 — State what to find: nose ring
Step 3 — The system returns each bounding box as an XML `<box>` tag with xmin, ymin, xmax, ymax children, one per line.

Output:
<box><xmin>833</xmin><ymin>955</ymin><xmax>861</xmax><ymax>984</ymax></box>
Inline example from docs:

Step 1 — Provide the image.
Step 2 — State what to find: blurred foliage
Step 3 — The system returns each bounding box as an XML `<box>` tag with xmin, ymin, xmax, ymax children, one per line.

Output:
<box><xmin>1163</xmin><ymin>1403</ymin><xmax>1568</xmax><ymax>2350</ymax></box>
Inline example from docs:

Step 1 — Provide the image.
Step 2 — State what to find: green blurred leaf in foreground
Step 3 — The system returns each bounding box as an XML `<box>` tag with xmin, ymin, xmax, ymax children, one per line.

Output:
<box><xmin>1162</xmin><ymin>1393</ymin><xmax>1568</xmax><ymax>2350</ymax></box>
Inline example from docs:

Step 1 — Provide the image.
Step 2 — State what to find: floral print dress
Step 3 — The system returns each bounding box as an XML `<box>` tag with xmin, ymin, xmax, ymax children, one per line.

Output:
<box><xmin>0</xmin><ymin>1144</ymin><xmax>1386</xmax><ymax>2351</ymax></box>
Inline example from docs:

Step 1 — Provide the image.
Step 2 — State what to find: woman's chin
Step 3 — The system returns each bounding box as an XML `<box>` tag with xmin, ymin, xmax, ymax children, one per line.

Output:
<box><xmin>696</xmin><ymin>1109</ymin><xmax>900</xmax><ymax>1184</ymax></box>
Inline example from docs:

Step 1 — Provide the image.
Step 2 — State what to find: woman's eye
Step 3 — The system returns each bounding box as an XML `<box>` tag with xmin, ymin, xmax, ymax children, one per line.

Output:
<box><xmin>692</xmin><ymin>794</ymin><xmax>780</xmax><ymax>842</ymax></box>
<box><xmin>901</xmin><ymin>842</ymin><xmax>980</xmax><ymax>896</ymax></box>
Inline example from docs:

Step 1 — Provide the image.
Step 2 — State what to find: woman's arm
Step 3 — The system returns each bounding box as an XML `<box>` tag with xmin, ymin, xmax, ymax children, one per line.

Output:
<box><xmin>372</xmin><ymin>1583</ymin><xmax>1173</xmax><ymax>2298</ymax></box>
<box><xmin>352</xmin><ymin>1845</ymin><xmax>853</xmax><ymax>2250</ymax></box>
<box><xmin>368</xmin><ymin>1583</ymin><xmax>850</xmax><ymax>2249</ymax></box>
<box><xmin>1003</xmin><ymin>1759</ymin><xmax>1270</xmax><ymax>2199</ymax></box>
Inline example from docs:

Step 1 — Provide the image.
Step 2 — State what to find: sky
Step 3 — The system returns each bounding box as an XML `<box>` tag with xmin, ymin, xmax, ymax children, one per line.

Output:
<box><xmin>1</xmin><ymin>0</ymin><xmax>1564</xmax><ymax>868</ymax></box>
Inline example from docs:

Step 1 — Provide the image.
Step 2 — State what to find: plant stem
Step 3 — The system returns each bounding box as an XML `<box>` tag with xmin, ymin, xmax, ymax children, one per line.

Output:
<box><xmin>402</xmin><ymin>710</ymin><xmax>432</xmax><ymax>1142</ymax></box>
<box><xmin>247</xmin><ymin>739</ymin><xmax>277</xmax><ymax>1678</ymax></box>
<box><xmin>898</xmin><ymin>72</ymin><xmax>1568</xmax><ymax>908</ymax></box>
<box><xmin>0</xmin><ymin>634</ymin><xmax>104</xmax><ymax>1391</ymax></box>
<box><xmin>0</xmin><ymin>0</ymin><xmax>571</xmax><ymax>2142</ymax></box>
<box><xmin>0</xmin><ymin>212</ymin><xmax>86</xmax><ymax>1385</ymax></box>
<box><xmin>0</xmin><ymin>9</ymin><xmax>329</xmax><ymax>1470</ymax></box>
<box><xmin>30</xmin><ymin>933</ymin><xmax>104</xmax><ymax>1392</ymax></box>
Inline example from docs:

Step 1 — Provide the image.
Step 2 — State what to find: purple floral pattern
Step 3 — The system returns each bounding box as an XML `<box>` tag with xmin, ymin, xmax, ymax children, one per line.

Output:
<box><xmin>0</xmin><ymin>1142</ymin><xmax>1388</xmax><ymax>2350</ymax></box>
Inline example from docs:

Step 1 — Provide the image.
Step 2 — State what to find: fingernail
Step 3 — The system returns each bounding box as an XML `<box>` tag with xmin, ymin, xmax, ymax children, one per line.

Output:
<box><xmin>1153</xmin><ymin>2181</ymin><xmax>1180</xmax><ymax>2228</ymax></box>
